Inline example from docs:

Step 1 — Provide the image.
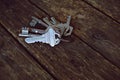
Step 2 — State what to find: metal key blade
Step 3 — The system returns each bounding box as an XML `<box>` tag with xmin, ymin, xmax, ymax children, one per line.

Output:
<box><xmin>32</xmin><ymin>16</ymin><xmax>49</xmax><ymax>28</ymax></box>
<box><xmin>25</xmin><ymin>36</ymin><xmax>45</xmax><ymax>43</ymax></box>
<box><xmin>66</xmin><ymin>16</ymin><xmax>71</xmax><ymax>25</ymax></box>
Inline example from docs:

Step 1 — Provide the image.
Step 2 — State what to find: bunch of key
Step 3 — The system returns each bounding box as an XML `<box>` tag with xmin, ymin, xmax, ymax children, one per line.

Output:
<box><xmin>19</xmin><ymin>16</ymin><xmax>73</xmax><ymax>47</ymax></box>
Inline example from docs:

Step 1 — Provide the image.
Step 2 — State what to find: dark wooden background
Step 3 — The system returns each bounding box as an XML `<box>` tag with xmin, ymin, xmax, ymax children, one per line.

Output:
<box><xmin>0</xmin><ymin>0</ymin><xmax>120</xmax><ymax>80</ymax></box>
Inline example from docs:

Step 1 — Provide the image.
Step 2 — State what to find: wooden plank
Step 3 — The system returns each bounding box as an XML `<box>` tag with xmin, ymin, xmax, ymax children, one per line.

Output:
<box><xmin>1</xmin><ymin>0</ymin><xmax>120</xmax><ymax>80</ymax></box>
<box><xmin>30</xmin><ymin>0</ymin><xmax>120</xmax><ymax>68</ymax></box>
<box><xmin>0</xmin><ymin>26</ymin><xmax>54</xmax><ymax>80</ymax></box>
<box><xmin>83</xmin><ymin>0</ymin><xmax>120</xmax><ymax>22</ymax></box>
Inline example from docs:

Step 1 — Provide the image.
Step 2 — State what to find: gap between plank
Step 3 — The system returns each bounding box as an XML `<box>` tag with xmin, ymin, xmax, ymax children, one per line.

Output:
<box><xmin>28</xmin><ymin>0</ymin><xmax>51</xmax><ymax>17</ymax></box>
<box><xmin>0</xmin><ymin>23</ymin><xmax>58</xmax><ymax>80</ymax></box>
<box><xmin>27</xmin><ymin>0</ymin><xmax>120</xmax><ymax>69</ymax></box>
<box><xmin>81</xmin><ymin>0</ymin><xmax>120</xmax><ymax>24</ymax></box>
<box><xmin>73</xmin><ymin>33</ymin><xmax>120</xmax><ymax>69</ymax></box>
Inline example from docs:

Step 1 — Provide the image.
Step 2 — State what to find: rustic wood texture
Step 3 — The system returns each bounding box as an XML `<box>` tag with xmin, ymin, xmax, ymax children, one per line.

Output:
<box><xmin>0</xmin><ymin>25</ymin><xmax>54</xmax><ymax>80</ymax></box>
<box><xmin>83</xmin><ymin>0</ymin><xmax>120</xmax><ymax>22</ymax></box>
<box><xmin>0</xmin><ymin>0</ymin><xmax>120</xmax><ymax>80</ymax></box>
<box><xmin>30</xmin><ymin>0</ymin><xmax>120</xmax><ymax>68</ymax></box>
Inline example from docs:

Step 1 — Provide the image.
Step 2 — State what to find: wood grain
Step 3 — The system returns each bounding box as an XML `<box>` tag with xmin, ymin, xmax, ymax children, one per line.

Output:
<box><xmin>83</xmin><ymin>0</ymin><xmax>120</xmax><ymax>22</ymax></box>
<box><xmin>0</xmin><ymin>26</ymin><xmax>54</xmax><ymax>80</ymax></box>
<box><xmin>0</xmin><ymin>0</ymin><xmax>120</xmax><ymax>80</ymax></box>
<box><xmin>30</xmin><ymin>0</ymin><xmax>120</xmax><ymax>68</ymax></box>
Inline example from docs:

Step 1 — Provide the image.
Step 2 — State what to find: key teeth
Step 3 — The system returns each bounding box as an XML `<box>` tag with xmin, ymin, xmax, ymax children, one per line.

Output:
<box><xmin>25</xmin><ymin>38</ymin><xmax>34</xmax><ymax>43</ymax></box>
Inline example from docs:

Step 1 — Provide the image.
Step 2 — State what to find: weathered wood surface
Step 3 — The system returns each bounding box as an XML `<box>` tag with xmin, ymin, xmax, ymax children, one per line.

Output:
<box><xmin>0</xmin><ymin>0</ymin><xmax>120</xmax><ymax>80</ymax></box>
<box><xmin>30</xmin><ymin>0</ymin><xmax>120</xmax><ymax>68</ymax></box>
<box><xmin>83</xmin><ymin>0</ymin><xmax>120</xmax><ymax>22</ymax></box>
<box><xmin>0</xmin><ymin>25</ymin><xmax>54</xmax><ymax>80</ymax></box>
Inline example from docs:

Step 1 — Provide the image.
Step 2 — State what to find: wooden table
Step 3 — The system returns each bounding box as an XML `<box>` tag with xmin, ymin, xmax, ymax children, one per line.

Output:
<box><xmin>0</xmin><ymin>0</ymin><xmax>120</xmax><ymax>80</ymax></box>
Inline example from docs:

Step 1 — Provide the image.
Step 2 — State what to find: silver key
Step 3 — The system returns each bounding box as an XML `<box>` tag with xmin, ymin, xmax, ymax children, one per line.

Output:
<box><xmin>19</xmin><ymin>27</ymin><xmax>41</xmax><ymax>37</ymax></box>
<box><xmin>25</xmin><ymin>28</ymin><xmax>60</xmax><ymax>47</ymax></box>
<box><xmin>30</xmin><ymin>16</ymin><xmax>49</xmax><ymax>28</ymax></box>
